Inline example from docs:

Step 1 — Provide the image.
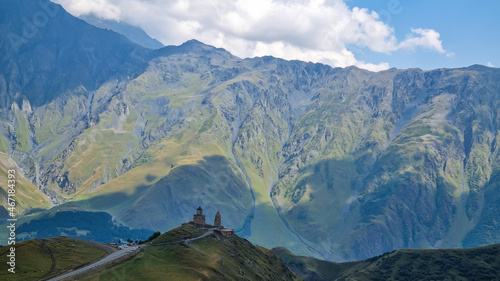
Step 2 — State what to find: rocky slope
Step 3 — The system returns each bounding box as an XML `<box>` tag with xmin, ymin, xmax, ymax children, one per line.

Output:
<box><xmin>0</xmin><ymin>0</ymin><xmax>500</xmax><ymax>262</ymax></box>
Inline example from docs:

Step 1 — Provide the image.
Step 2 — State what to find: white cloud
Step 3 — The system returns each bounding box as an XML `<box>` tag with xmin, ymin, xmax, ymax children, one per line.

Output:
<box><xmin>397</xmin><ymin>28</ymin><xmax>451</xmax><ymax>55</ymax></box>
<box><xmin>487</xmin><ymin>62</ymin><xmax>494</xmax><ymax>67</ymax></box>
<box><xmin>55</xmin><ymin>0</ymin><xmax>121</xmax><ymax>21</ymax></box>
<box><xmin>52</xmin><ymin>0</ymin><xmax>450</xmax><ymax>72</ymax></box>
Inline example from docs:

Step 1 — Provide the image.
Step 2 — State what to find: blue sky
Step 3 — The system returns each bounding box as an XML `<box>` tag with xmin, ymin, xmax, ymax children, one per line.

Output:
<box><xmin>54</xmin><ymin>0</ymin><xmax>499</xmax><ymax>71</ymax></box>
<box><xmin>347</xmin><ymin>0</ymin><xmax>500</xmax><ymax>69</ymax></box>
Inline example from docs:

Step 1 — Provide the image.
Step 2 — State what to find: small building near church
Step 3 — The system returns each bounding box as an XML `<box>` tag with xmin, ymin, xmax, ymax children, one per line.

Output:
<box><xmin>220</xmin><ymin>228</ymin><xmax>234</xmax><ymax>238</ymax></box>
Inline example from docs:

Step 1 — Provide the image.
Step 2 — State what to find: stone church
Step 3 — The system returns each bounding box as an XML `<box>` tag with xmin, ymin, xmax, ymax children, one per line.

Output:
<box><xmin>189</xmin><ymin>206</ymin><xmax>233</xmax><ymax>237</ymax></box>
<box><xmin>192</xmin><ymin>206</ymin><xmax>206</xmax><ymax>225</ymax></box>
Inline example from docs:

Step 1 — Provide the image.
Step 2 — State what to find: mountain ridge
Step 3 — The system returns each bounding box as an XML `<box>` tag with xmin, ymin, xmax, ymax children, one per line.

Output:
<box><xmin>273</xmin><ymin>244</ymin><xmax>500</xmax><ymax>281</ymax></box>
<box><xmin>0</xmin><ymin>0</ymin><xmax>500</xmax><ymax>263</ymax></box>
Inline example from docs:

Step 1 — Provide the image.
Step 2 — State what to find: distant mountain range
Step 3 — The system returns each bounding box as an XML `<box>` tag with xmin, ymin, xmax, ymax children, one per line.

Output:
<box><xmin>1</xmin><ymin>0</ymin><xmax>500</xmax><ymax>262</ymax></box>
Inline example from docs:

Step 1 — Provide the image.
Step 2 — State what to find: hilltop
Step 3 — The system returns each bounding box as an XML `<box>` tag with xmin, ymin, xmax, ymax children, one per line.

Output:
<box><xmin>0</xmin><ymin>237</ymin><xmax>111</xmax><ymax>280</ymax></box>
<box><xmin>274</xmin><ymin>244</ymin><xmax>500</xmax><ymax>281</ymax></box>
<box><xmin>80</xmin><ymin>223</ymin><xmax>300</xmax><ymax>281</ymax></box>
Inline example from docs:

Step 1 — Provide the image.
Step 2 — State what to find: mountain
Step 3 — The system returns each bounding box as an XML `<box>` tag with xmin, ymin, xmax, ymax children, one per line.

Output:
<box><xmin>273</xmin><ymin>244</ymin><xmax>500</xmax><ymax>281</ymax></box>
<box><xmin>79</xmin><ymin>14</ymin><xmax>165</xmax><ymax>50</ymax></box>
<box><xmin>1</xmin><ymin>0</ymin><xmax>500</xmax><ymax>263</ymax></box>
<box><xmin>0</xmin><ymin>0</ymin><xmax>152</xmax><ymax>109</ymax></box>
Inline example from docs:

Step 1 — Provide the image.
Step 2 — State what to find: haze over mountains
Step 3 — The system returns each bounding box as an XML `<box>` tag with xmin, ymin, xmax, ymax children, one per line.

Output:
<box><xmin>1</xmin><ymin>0</ymin><xmax>500</xmax><ymax>262</ymax></box>
<box><xmin>79</xmin><ymin>14</ymin><xmax>164</xmax><ymax>50</ymax></box>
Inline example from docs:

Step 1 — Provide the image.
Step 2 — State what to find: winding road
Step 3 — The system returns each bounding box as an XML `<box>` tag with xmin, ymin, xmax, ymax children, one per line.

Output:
<box><xmin>47</xmin><ymin>245</ymin><xmax>144</xmax><ymax>281</ymax></box>
<box><xmin>48</xmin><ymin>229</ymin><xmax>214</xmax><ymax>281</ymax></box>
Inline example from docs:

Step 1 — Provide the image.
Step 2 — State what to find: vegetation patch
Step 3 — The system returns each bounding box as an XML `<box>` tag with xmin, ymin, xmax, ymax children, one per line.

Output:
<box><xmin>83</xmin><ymin>232</ymin><xmax>300</xmax><ymax>281</ymax></box>
<box><xmin>152</xmin><ymin>224</ymin><xmax>207</xmax><ymax>244</ymax></box>
<box><xmin>13</xmin><ymin>108</ymin><xmax>31</xmax><ymax>152</ymax></box>
<box><xmin>0</xmin><ymin>237</ymin><xmax>107</xmax><ymax>281</ymax></box>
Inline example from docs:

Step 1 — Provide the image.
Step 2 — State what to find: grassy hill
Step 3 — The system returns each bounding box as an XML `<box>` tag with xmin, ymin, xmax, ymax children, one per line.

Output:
<box><xmin>0</xmin><ymin>237</ymin><xmax>110</xmax><ymax>281</ymax></box>
<box><xmin>0</xmin><ymin>224</ymin><xmax>300</xmax><ymax>281</ymax></box>
<box><xmin>274</xmin><ymin>244</ymin><xmax>500</xmax><ymax>281</ymax></box>
<box><xmin>151</xmin><ymin>223</ymin><xmax>207</xmax><ymax>244</ymax></box>
<box><xmin>79</xmin><ymin>224</ymin><xmax>301</xmax><ymax>281</ymax></box>
<box><xmin>273</xmin><ymin>247</ymin><xmax>361</xmax><ymax>281</ymax></box>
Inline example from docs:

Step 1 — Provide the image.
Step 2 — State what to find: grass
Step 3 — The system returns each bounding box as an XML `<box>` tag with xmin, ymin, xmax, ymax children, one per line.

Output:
<box><xmin>34</xmin><ymin>103</ymin><xmax>62</xmax><ymax>144</ymax></box>
<box><xmin>56</xmin><ymin>109</ymin><xmax>139</xmax><ymax>196</ymax></box>
<box><xmin>348</xmin><ymin>245</ymin><xmax>500</xmax><ymax>281</ymax></box>
<box><xmin>152</xmin><ymin>224</ymin><xmax>207</xmax><ymax>244</ymax></box>
<box><xmin>125</xmin><ymin>66</ymin><xmax>211</xmax><ymax>108</ymax></box>
<box><xmin>0</xmin><ymin>153</ymin><xmax>51</xmax><ymax>219</ymax></box>
<box><xmin>0</xmin><ymin>134</ymin><xmax>8</xmax><ymax>152</ymax></box>
<box><xmin>32</xmin><ymin>90</ymin><xmax>87</xmax><ymax>144</ymax></box>
<box><xmin>0</xmin><ymin>237</ymin><xmax>107</xmax><ymax>281</ymax></box>
<box><xmin>274</xmin><ymin>244</ymin><xmax>500</xmax><ymax>281</ymax></box>
<box><xmin>82</xmin><ymin>232</ymin><xmax>301</xmax><ymax>281</ymax></box>
<box><xmin>273</xmin><ymin>247</ymin><xmax>361</xmax><ymax>281</ymax></box>
<box><xmin>36</xmin><ymin>134</ymin><xmax>66</xmax><ymax>158</ymax></box>
<box><xmin>44</xmin><ymin>237</ymin><xmax>107</xmax><ymax>271</ymax></box>
<box><xmin>13</xmin><ymin>105</ymin><xmax>31</xmax><ymax>152</ymax></box>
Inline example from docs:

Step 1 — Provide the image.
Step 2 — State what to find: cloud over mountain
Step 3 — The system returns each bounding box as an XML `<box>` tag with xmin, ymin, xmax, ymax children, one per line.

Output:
<box><xmin>53</xmin><ymin>0</ymin><xmax>450</xmax><ymax>71</ymax></box>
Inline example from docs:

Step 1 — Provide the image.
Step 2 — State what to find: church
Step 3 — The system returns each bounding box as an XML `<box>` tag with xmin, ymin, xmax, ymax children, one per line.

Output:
<box><xmin>189</xmin><ymin>206</ymin><xmax>234</xmax><ymax>237</ymax></box>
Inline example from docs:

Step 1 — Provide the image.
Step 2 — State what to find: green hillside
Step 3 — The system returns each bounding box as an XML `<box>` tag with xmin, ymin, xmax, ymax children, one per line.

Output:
<box><xmin>0</xmin><ymin>237</ymin><xmax>109</xmax><ymax>281</ymax></box>
<box><xmin>274</xmin><ymin>244</ymin><xmax>500</xmax><ymax>281</ymax></box>
<box><xmin>0</xmin><ymin>152</ymin><xmax>51</xmax><ymax>220</ymax></box>
<box><xmin>152</xmin><ymin>223</ymin><xmax>207</xmax><ymax>244</ymax></box>
<box><xmin>81</xmin><ymin>228</ymin><xmax>301</xmax><ymax>281</ymax></box>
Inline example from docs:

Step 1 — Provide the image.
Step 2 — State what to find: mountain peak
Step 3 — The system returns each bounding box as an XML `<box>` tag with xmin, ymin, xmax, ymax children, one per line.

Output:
<box><xmin>178</xmin><ymin>39</ymin><xmax>222</xmax><ymax>53</ymax></box>
<box><xmin>0</xmin><ymin>0</ymin><xmax>152</xmax><ymax>108</ymax></box>
<box><xmin>155</xmin><ymin>39</ymin><xmax>235</xmax><ymax>59</ymax></box>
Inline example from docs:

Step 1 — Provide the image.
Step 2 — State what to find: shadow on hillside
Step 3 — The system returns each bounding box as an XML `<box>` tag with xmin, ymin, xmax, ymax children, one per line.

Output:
<box><xmin>49</xmin><ymin>155</ymin><xmax>254</xmax><ymax>237</ymax></box>
<box><xmin>119</xmin><ymin>155</ymin><xmax>254</xmax><ymax>232</ymax></box>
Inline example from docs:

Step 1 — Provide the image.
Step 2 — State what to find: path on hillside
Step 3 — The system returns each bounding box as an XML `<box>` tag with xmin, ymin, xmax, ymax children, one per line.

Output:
<box><xmin>48</xmin><ymin>230</ymin><xmax>214</xmax><ymax>281</ymax></box>
<box><xmin>47</xmin><ymin>245</ymin><xmax>145</xmax><ymax>281</ymax></box>
<box><xmin>39</xmin><ymin>239</ymin><xmax>56</xmax><ymax>279</ymax></box>
<box><xmin>150</xmin><ymin>229</ymin><xmax>214</xmax><ymax>246</ymax></box>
